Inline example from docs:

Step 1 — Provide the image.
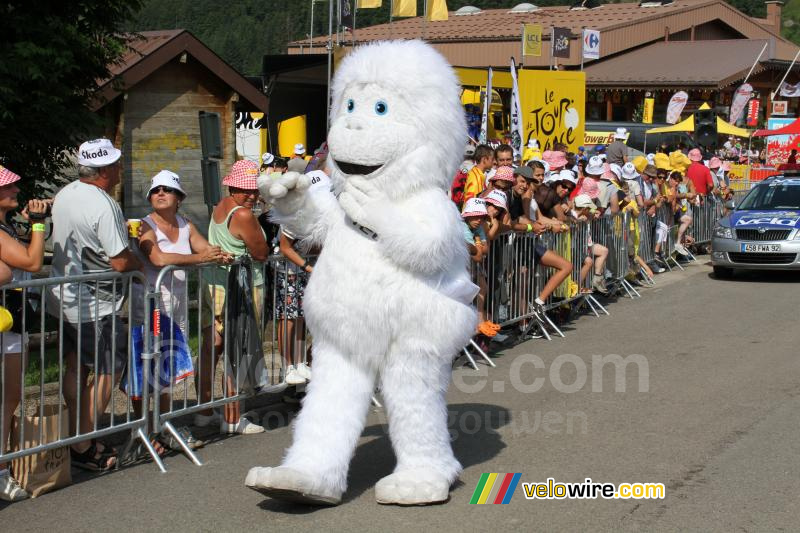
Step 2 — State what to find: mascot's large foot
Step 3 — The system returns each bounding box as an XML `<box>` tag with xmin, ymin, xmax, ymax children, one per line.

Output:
<box><xmin>375</xmin><ymin>468</ymin><xmax>451</xmax><ymax>506</ymax></box>
<box><xmin>245</xmin><ymin>466</ymin><xmax>342</xmax><ymax>506</ymax></box>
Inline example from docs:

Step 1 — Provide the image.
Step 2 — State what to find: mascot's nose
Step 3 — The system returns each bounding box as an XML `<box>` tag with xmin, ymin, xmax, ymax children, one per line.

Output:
<box><xmin>344</xmin><ymin>116</ymin><xmax>366</xmax><ymax>131</ymax></box>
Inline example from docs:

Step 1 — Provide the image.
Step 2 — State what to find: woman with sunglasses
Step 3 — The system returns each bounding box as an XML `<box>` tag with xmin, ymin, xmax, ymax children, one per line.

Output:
<box><xmin>137</xmin><ymin>170</ymin><xmax>229</xmax><ymax>452</ymax></box>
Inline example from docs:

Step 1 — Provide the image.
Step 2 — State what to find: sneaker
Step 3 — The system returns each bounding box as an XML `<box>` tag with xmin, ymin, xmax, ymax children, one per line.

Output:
<box><xmin>159</xmin><ymin>426</ymin><xmax>204</xmax><ymax>451</ymax></box>
<box><xmin>285</xmin><ymin>365</ymin><xmax>307</xmax><ymax>385</ymax></box>
<box><xmin>295</xmin><ymin>363</ymin><xmax>312</xmax><ymax>381</ymax></box>
<box><xmin>221</xmin><ymin>415</ymin><xmax>265</xmax><ymax>435</ymax></box>
<box><xmin>591</xmin><ymin>277</ymin><xmax>609</xmax><ymax>295</ymax></box>
<box><xmin>648</xmin><ymin>262</ymin><xmax>666</xmax><ymax>274</ymax></box>
<box><xmin>193</xmin><ymin>411</ymin><xmax>221</xmax><ymax>428</ymax></box>
<box><xmin>0</xmin><ymin>471</ymin><xmax>29</xmax><ymax>502</ymax></box>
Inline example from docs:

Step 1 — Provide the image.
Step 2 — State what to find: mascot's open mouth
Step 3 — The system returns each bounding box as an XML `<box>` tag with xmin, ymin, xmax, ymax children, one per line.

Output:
<box><xmin>334</xmin><ymin>160</ymin><xmax>383</xmax><ymax>176</ymax></box>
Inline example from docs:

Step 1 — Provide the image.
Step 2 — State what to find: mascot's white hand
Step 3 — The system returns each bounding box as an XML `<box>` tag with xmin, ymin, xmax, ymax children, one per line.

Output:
<box><xmin>258</xmin><ymin>171</ymin><xmax>311</xmax><ymax>214</ymax></box>
<box><xmin>339</xmin><ymin>176</ymin><xmax>392</xmax><ymax>231</ymax></box>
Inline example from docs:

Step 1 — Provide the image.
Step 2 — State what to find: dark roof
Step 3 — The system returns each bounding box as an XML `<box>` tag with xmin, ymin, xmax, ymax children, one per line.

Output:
<box><xmin>583</xmin><ymin>39</ymin><xmax>769</xmax><ymax>88</ymax></box>
<box><xmin>94</xmin><ymin>30</ymin><xmax>268</xmax><ymax>112</ymax></box>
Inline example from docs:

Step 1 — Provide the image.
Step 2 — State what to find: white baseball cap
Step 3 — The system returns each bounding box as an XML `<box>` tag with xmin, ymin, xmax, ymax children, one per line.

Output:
<box><xmin>262</xmin><ymin>152</ymin><xmax>275</xmax><ymax>165</ymax></box>
<box><xmin>147</xmin><ymin>170</ymin><xmax>186</xmax><ymax>197</ymax></box>
<box><xmin>484</xmin><ymin>190</ymin><xmax>508</xmax><ymax>210</ymax></box>
<box><xmin>77</xmin><ymin>138</ymin><xmax>121</xmax><ymax>168</ymax></box>
<box><xmin>294</xmin><ymin>143</ymin><xmax>306</xmax><ymax>155</ymax></box>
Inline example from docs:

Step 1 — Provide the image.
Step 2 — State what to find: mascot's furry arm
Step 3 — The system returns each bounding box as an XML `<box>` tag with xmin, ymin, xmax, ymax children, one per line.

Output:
<box><xmin>258</xmin><ymin>171</ymin><xmax>340</xmax><ymax>249</ymax></box>
<box><xmin>338</xmin><ymin>176</ymin><xmax>465</xmax><ymax>275</ymax></box>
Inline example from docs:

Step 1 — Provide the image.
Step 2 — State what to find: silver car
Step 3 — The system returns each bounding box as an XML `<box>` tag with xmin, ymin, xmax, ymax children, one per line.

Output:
<box><xmin>711</xmin><ymin>175</ymin><xmax>800</xmax><ymax>277</ymax></box>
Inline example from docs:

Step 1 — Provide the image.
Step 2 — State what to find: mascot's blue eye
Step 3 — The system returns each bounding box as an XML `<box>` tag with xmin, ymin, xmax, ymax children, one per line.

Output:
<box><xmin>347</xmin><ymin>99</ymin><xmax>355</xmax><ymax>113</ymax></box>
<box><xmin>374</xmin><ymin>100</ymin><xmax>388</xmax><ymax>115</ymax></box>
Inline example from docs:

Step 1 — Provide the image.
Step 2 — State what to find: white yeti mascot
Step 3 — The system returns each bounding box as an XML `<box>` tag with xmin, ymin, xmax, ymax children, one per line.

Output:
<box><xmin>246</xmin><ymin>40</ymin><xmax>477</xmax><ymax>506</ymax></box>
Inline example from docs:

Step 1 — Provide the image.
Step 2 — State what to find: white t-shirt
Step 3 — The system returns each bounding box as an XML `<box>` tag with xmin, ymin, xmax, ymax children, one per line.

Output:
<box><xmin>528</xmin><ymin>198</ymin><xmax>540</xmax><ymax>220</ymax></box>
<box><xmin>47</xmin><ymin>180</ymin><xmax>129</xmax><ymax>323</ymax></box>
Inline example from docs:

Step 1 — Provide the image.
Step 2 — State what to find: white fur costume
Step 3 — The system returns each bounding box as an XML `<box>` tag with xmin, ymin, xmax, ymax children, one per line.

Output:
<box><xmin>246</xmin><ymin>40</ymin><xmax>477</xmax><ymax>506</ymax></box>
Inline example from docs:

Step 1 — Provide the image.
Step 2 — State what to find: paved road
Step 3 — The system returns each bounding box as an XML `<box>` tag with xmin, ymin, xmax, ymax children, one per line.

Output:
<box><xmin>4</xmin><ymin>261</ymin><xmax>800</xmax><ymax>531</ymax></box>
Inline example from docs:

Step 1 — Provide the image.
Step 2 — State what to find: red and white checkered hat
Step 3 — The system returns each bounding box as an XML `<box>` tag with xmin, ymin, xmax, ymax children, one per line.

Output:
<box><xmin>490</xmin><ymin>165</ymin><xmax>515</xmax><ymax>183</ymax></box>
<box><xmin>0</xmin><ymin>165</ymin><xmax>21</xmax><ymax>187</ymax></box>
<box><xmin>222</xmin><ymin>160</ymin><xmax>260</xmax><ymax>190</ymax></box>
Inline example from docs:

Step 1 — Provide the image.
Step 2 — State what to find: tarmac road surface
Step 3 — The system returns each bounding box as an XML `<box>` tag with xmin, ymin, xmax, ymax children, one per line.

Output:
<box><xmin>3</xmin><ymin>261</ymin><xmax>800</xmax><ymax>531</ymax></box>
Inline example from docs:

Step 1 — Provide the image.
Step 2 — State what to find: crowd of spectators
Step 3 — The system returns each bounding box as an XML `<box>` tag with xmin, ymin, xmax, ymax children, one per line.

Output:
<box><xmin>452</xmin><ymin>128</ymin><xmax>736</xmax><ymax>337</ymax></box>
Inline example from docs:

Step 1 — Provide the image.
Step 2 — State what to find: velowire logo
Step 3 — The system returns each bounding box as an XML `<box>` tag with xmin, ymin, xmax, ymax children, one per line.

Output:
<box><xmin>469</xmin><ymin>473</ymin><xmax>521</xmax><ymax>505</ymax></box>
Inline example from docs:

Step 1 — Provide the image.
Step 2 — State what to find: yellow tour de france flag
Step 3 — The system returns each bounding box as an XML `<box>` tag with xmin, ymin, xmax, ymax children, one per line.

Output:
<box><xmin>357</xmin><ymin>0</ymin><xmax>381</xmax><ymax>7</ymax></box>
<box><xmin>392</xmin><ymin>0</ymin><xmax>416</xmax><ymax>17</ymax></box>
<box><xmin>523</xmin><ymin>24</ymin><xmax>542</xmax><ymax>57</ymax></box>
<box><xmin>643</xmin><ymin>97</ymin><xmax>655</xmax><ymax>124</ymax></box>
<box><xmin>426</xmin><ymin>0</ymin><xmax>448</xmax><ymax>21</ymax></box>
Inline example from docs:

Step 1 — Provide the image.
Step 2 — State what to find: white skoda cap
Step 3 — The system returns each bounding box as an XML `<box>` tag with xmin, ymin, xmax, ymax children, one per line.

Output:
<box><xmin>77</xmin><ymin>138</ymin><xmax>122</xmax><ymax>168</ymax></box>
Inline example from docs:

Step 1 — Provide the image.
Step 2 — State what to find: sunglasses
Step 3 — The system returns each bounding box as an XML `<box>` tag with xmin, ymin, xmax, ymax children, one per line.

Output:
<box><xmin>151</xmin><ymin>186</ymin><xmax>179</xmax><ymax>195</ymax></box>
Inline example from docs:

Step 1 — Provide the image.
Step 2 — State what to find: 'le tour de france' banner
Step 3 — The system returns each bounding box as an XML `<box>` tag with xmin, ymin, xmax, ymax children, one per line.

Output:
<box><xmin>454</xmin><ymin>68</ymin><xmax>585</xmax><ymax>153</ymax></box>
<box><xmin>518</xmin><ymin>70</ymin><xmax>585</xmax><ymax>153</ymax></box>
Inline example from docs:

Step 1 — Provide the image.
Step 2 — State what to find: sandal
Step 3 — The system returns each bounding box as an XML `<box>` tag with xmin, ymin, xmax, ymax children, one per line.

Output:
<box><xmin>71</xmin><ymin>440</ymin><xmax>117</xmax><ymax>471</ymax></box>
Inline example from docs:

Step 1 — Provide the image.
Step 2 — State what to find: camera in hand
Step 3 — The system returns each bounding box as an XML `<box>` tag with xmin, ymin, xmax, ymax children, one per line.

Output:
<box><xmin>27</xmin><ymin>204</ymin><xmax>52</xmax><ymax>221</ymax></box>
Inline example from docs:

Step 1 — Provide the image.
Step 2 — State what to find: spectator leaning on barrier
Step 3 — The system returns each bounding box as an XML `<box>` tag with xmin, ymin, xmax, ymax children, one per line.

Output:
<box><xmin>48</xmin><ymin>138</ymin><xmax>142</xmax><ymax>472</ymax></box>
<box><xmin>460</xmin><ymin>198</ymin><xmax>494</xmax><ymax>335</ymax></box>
<box><xmin>0</xmin><ymin>165</ymin><xmax>50</xmax><ymax>501</ymax></box>
<box><xmin>686</xmin><ymin>149</ymin><xmax>715</xmax><ymax>197</ymax></box>
<box><xmin>667</xmin><ymin>171</ymin><xmax>696</xmax><ymax>257</ymax></box>
<box><xmin>199</xmin><ymin>159</ymin><xmax>268</xmax><ymax>435</ymax></box>
<box><xmin>573</xmin><ymin>194</ymin><xmax>610</xmax><ymax>295</ymax></box>
<box><xmin>137</xmin><ymin>170</ymin><xmax>230</xmax><ymax>452</ymax></box>
<box><xmin>463</xmin><ymin>144</ymin><xmax>494</xmax><ymax>203</ymax></box>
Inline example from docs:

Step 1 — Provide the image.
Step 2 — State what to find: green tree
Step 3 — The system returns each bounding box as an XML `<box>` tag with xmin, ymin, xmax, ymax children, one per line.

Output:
<box><xmin>0</xmin><ymin>1</ymin><xmax>143</xmax><ymax>196</ymax></box>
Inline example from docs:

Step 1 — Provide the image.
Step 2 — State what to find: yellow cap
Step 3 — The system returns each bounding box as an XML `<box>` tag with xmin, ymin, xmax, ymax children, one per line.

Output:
<box><xmin>0</xmin><ymin>306</ymin><xmax>13</xmax><ymax>333</ymax></box>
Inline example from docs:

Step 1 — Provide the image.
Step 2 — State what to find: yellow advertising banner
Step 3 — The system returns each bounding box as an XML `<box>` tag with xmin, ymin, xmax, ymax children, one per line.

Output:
<box><xmin>643</xmin><ymin>97</ymin><xmax>655</xmax><ymax>124</ymax></box>
<box><xmin>426</xmin><ymin>0</ymin><xmax>448</xmax><ymax>21</ymax></box>
<box><xmin>357</xmin><ymin>0</ymin><xmax>381</xmax><ymax>7</ymax></box>
<box><xmin>518</xmin><ymin>70</ymin><xmax>586</xmax><ymax>152</ymax></box>
<box><xmin>392</xmin><ymin>0</ymin><xmax>416</xmax><ymax>17</ymax></box>
<box><xmin>523</xmin><ymin>24</ymin><xmax>542</xmax><ymax>57</ymax></box>
<box><xmin>584</xmin><ymin>132</ymin><xmax>617</xmax><ymax>146</ymax></box>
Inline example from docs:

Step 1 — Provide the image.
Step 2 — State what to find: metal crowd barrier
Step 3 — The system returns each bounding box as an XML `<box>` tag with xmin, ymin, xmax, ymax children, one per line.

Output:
<box><xmin>148</xmin><ymin>256</ymin><xmax>313</xmax><ymax>465</ymax></box>
<box><xmin>689</xmin><ymin>196</ymin><xmax>722</xmax><ymax>245</ymax></box>
<box><xmin>0</xmin><ymin>271</ymin><xmax>162</xmax><ymax>470</ymax></box>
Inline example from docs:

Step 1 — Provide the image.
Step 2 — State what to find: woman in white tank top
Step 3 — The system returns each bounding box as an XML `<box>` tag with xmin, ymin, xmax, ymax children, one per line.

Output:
<box><xmin>137</xmin><ymin>171</ymin><xmax>230</xmax><ymax>451</ymax></box>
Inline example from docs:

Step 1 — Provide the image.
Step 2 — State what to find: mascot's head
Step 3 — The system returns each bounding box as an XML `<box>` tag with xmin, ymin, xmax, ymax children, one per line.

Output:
<box><xmin>327</xmin><ymin>40</ymin><xmax>466</xmax><ymax>200</ymax></box>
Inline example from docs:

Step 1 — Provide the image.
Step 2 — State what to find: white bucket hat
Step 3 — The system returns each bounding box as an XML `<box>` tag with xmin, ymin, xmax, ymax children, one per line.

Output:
<box><xmin>461</xmin><ymin>197</ymin><xmax>488</xmax><ymax>218</ymax></box>
<box><xmin>614</xmin><ymin>127</ymin><xmax>628</xmax><ymax>139</ymax></box>
<box><xmin>557</xmin><ymin>169</ymin><xmax>577</xmax><ymax>185</ymax></box>
<box><xmin>262</xmin><ymin>152</ymin><xmax>275</xmax><ymax>165</ymax></box>
<box><xmin>584</xmin><ymin>156</ymin><xmax>605</xmax><ymax>176</ymax></box>
<box><xmin>293</xmin><ymin>143</ymin><xmax>306</xmax><ymax>155</ymax></box>
<box><xmin>608</xmin><ymin>163</ymin><xmax>623</xmax><ymax>180</ymax></box>
<box><xmin>77</xmin><ymin>138</ymin><xmax>122</xmax><ymax>168</ymax></box>
<box><xmin>484</xmin><ymin>189</ymin><xmax>508</xmax><ymax>210</ymax></box>
<box><xmin>621</xmin><ymin>162</ymin><xmax>639</xmax><ymax>180</ymax></box>
<box><xmin>147</xmin><ymin>170</ymin><xmax>186</xmax><ymax>198</ymax></box>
